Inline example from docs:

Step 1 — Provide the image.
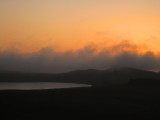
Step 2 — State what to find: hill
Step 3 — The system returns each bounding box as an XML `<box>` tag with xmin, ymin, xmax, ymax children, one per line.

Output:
<box><xmin>0</xmin><ymin>67</ymin><xmax>160</xmax><ymax>87</ymax></box>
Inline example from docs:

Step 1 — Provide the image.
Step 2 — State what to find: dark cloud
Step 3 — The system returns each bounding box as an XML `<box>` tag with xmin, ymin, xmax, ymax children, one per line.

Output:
<box><xmin>0</xmin><ymin>41</ymin><xmax>159</xmax><ymax>73</ymax></box>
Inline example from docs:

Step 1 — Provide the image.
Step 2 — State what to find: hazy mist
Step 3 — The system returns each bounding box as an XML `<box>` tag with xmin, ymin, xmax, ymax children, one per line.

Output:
<box><xmin>0</xmin><ymin>41</ymin><xmax>159</xmax><ymax>73</ymax></box>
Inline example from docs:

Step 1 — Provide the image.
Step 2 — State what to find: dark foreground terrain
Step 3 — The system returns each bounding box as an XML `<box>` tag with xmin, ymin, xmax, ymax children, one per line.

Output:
<box><xmin>1</xmin><ymin>68</ymin><xmax>160</xmax><ymax>119</ymax></box>
<box><xmin>1</xmin><ymin>86</ymin><xmax>160</xmax><ymax>120</ymax></box>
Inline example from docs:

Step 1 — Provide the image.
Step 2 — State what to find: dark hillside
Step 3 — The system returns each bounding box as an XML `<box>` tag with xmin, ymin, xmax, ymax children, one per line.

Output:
<box><xmin>0</xmin><ymin>68</ymin><xmax>160</xmax><ymax>87</ymax></box>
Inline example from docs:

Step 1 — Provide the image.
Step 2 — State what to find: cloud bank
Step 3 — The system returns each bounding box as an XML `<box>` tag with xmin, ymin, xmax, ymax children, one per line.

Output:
<box><xmin>0</xmin><ymin>41</ymin><xmax>159</xmax><ymax>73</ymax></box>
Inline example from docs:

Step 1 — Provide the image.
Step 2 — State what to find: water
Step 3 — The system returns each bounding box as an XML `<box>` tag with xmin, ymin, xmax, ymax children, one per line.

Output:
<box><xmin>0</xmin><ymin>82</ymin><xmax>91</xmax><ymax>90</ymax></box>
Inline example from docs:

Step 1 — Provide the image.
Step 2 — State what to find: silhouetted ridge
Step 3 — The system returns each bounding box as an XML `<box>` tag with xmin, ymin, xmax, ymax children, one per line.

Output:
<box><xmin>67</xmin><ymin>69</ymin><xmax>100</xmax><ymax>74</ymax></box>
<box><xmin>0</xmin><ymin>67</ymin><xmax>160</xmax><ymax>87</ymax></box>
<box><xmin>0</xmin><ymin>69</ymin><xmax>21</xmax><ymax>74</ymax></box>
<box><xmin>108</xmin><ymin>67</ymin><xmax>152</xmax><ymax>73</ymax></box>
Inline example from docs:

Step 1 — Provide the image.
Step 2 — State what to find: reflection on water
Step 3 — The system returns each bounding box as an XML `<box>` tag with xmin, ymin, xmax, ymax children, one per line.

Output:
<box><xmin>0</xmin><ymin>82</ymin><xmax>91</xmax><ymax>90</ymax></box>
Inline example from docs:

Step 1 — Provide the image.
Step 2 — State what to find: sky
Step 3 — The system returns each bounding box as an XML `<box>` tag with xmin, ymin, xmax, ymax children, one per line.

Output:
<box><xmin>0</xmin><ymin>0</ymin><xmax>160</xmax><ymax>72</ymax></box>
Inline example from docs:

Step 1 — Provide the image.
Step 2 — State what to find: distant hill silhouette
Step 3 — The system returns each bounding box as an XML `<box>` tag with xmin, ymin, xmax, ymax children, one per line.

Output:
<box><xmin>0</xmin><ymin>69</ymin><xmax>20</xmax><ymax>73</ymax></box>
<box><xmin>0</xmin><ymin>67</ymin><xmax>160</xmax><ymax>87</ymax></box>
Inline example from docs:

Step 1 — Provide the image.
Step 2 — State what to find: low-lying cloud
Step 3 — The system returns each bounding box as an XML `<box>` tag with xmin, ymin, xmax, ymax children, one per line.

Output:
<box><xmin>0</xmin><ymin>41</ymin><xmax>159</xmax><ymax>73</ymax></box>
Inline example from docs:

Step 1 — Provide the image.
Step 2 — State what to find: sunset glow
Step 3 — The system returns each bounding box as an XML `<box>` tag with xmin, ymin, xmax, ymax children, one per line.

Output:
<box><xmin>0</xmin><ymin>0</ymin><xmax>160</xmax><ymax>55</ymax></box>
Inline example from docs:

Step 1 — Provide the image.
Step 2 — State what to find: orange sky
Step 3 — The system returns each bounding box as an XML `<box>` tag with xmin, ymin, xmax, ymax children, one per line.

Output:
<box><xmin>0</xmin><ymin>0</ymin><xmax>160</xmax><ymax>54</ymax></box>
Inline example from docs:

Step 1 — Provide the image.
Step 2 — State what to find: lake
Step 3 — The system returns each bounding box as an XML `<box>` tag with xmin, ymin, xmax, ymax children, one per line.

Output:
<box><xmin>0</xmin><ymin>82</ymin><xmax>92</xmax><ymax>90</ymax></box>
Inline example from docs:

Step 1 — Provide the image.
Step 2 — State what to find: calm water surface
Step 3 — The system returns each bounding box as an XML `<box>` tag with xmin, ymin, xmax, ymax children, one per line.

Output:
<box><xmin>0</xmin><ymin>82</ymin><xmax>91</xmax><ymax>90</ymax></box>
